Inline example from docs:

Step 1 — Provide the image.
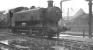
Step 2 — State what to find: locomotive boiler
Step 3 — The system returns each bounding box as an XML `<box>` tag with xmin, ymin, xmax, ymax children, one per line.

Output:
<box><xmin>7</xmin><ymin>0</ymin><xmax>67</xmax><ymax>38</ymax></box>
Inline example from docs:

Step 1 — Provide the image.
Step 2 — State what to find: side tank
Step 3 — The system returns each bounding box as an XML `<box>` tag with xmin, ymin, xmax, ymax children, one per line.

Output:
<box><xmin>11</xmin><ymin>8</ymin><xmax>42</xmax><ymax>26</ymax></box>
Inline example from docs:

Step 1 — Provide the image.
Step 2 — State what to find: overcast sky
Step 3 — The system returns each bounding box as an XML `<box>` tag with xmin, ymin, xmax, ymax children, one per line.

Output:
<box><xmin>0</xmin><ymin>0</ymin><xmax>92</xmax><ymax>16</ymax></box>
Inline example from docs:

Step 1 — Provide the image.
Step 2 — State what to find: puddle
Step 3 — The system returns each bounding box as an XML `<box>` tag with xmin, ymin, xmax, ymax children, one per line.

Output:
<box><xmin>51</xmin><ymin>46</ymin><xmax>69</xmax><ymax>50</ymax></box>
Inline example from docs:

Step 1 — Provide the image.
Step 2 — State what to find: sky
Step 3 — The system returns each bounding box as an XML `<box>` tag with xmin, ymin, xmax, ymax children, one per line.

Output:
<box><xmin>0</xmin><ymin>0</ymin><xmax>92</xmax><ymax>16</ymax></box>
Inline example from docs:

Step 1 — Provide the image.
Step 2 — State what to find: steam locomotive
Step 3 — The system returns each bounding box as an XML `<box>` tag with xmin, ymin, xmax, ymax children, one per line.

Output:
<box><xmin>6</xmin><ymin>0</ymin><xmax>68</xmax><ymax>38</ymax></box>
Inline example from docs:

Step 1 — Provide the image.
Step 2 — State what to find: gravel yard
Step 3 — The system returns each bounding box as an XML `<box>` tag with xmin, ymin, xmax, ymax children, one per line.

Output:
<box><xmin>0</xmin><ymin>29</ymin><xmax>93</xmax><ymax>50</ymax></box>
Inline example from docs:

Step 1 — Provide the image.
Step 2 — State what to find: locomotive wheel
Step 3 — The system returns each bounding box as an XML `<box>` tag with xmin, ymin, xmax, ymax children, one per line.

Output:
<box><xmin>47</xmin><ymin>35</ymin><xmax>54</xmax><ymax>38</ymax></box>
<box><xmin>46</xmin><ymin>29</ymin><xmax>57</xmax><ymax>38</ymax></box>
<box><xmin>47</xmin><ymin>32</ymin><xmax>56</xmax><ymax>38</ymax></box>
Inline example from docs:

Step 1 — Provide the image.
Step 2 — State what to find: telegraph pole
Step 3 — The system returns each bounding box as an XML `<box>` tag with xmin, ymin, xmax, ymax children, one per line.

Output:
<box><xmin>86</xmin><ymin>0</ymin><xmax>93</xmax><ymax>38</ymax></box>
<box><xmin>89</xmin><ymin>0</ymin><xmax>92</xmax><ymax>38</ymax></box>
<box><xmin>60</xmin><ymin>0</ymin><xmax>62</xmax><ymax>17</ymax></box>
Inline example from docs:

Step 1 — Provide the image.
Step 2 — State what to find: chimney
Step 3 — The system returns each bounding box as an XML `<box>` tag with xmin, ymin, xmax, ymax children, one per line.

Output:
<box><xmin>48</xmin><ymin>0</ymin><xmax>53</xmax><ymax>7</ymax></box>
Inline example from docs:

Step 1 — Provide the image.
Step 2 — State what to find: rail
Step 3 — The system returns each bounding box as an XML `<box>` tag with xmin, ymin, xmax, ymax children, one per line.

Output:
<box><xmin>0</xmin><ymin>32</ymin><xmax>93</xmax><ymax>50</ymax></box>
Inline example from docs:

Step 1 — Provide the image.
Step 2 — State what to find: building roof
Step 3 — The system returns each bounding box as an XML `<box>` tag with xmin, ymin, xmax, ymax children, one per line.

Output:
<box><xmin>66</xmin><ymin>8</ymin><xmax>93</xmax><ymax>33</ymax></box>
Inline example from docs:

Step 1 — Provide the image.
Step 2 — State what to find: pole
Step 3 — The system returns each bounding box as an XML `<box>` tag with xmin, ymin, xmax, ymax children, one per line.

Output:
<box><xmin>88</xmin><ymin>0</ymin><xmax>92</xmax><ymax>38</ymax></box>
<box><xmin>67</xmin><ymin>8</ymin><xmax>69</xmax><ymax>20</ymax></box>
<box><xmin>60</xmin><ymin>1</ymin><xmax>62</xmax><ymax>17</ymax></box>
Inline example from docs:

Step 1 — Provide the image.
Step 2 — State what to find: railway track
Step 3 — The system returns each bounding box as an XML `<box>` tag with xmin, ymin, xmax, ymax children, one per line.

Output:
<box><xmin>0</xmin><ymin>32</ymin><xmax>93</xmax><ymax>50</ymax></box>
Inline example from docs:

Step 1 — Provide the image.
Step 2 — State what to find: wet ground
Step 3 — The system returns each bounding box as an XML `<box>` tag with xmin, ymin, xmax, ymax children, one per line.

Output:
<box><xmin>0</xmin><ymin>29</ymin><xmax>93</xmax><ymax>50</ymax></box>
